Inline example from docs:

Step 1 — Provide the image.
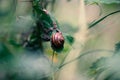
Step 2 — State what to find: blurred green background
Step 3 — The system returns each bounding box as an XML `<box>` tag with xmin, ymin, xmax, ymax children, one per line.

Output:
<box><xmin>0</xmin><ymin>0</ymin><xmax>120</xmax><ymax>80</ymax></box>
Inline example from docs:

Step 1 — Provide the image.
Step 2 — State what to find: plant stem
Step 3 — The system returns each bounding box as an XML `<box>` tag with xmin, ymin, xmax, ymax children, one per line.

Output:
<box><xmin>89</xmin><ymin>10</ymin><xmax>120</xmax><ymax>28</ymax></box>
<box><xmin>58</xmin><ymin>49</ymin><xmax>114</xmax><ymax>69</ymax></box>
<box><xmin>52</xmin><ymin>50</ymin><xmax>55</xmax><ymax>66</ymax></box>
<box><xmin>58</xmin><ymin>51</ymin><xmax>70</xmax><ymax>68</ymax></box>
<box><xmin>51</xmin><ymin>50</ymin><xmax>55</xmax><ymax>80</ymax></box>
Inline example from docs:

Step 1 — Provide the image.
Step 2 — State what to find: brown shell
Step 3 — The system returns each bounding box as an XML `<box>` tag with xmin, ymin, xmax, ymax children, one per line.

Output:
<box><xmin>51</xmin><ymin>32</ymin><xmax>64</xmax><ymax>51</ymax></box>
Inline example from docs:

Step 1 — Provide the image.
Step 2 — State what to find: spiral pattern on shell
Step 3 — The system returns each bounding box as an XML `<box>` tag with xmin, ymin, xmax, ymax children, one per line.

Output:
<box><xmin>51</xmin><ymin>32</ymin><xmax>64</xmax><ymax>52</ymax></box>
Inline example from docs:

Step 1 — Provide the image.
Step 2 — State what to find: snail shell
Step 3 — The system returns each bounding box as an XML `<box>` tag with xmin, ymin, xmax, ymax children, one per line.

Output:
<box><xmin>51</xmin><ymin>32</ymin><xmax>64</xmax><ymax>52</ymax></box>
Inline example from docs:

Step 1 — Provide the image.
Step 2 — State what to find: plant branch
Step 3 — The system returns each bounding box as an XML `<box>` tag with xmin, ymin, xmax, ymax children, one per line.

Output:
<box><xmin>89</xmin><ymin>10</ymin><xmax>120</xmax><ymax>29</ymax></box>
<box><xmin>58</xmin><ymin>49</ymin><xmax>114</xmax><ymax>69</ymax></box>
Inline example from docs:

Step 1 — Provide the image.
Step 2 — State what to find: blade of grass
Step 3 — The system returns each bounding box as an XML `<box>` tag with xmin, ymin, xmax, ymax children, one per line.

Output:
<box><xmin>89</xmin><ymin>10</ymin><xmax>120</xmax><ymax>29</ymax></box>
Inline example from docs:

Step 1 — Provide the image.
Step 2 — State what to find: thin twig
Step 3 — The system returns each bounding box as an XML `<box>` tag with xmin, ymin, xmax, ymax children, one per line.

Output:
<box><xmin>58</xmin><ymin>49</ymin><xmax>114</xmax><ymax>69</ymax></box>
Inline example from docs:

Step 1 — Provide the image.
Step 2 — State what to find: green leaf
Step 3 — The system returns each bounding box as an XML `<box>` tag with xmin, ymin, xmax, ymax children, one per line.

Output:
<box><xmin>66</xmin><ymin>35</ymin><xmax>74</xmax><ymax>45</ymax></box>
<box><xmin>42</xmin><ymin>20</ymin><xmax>52</xmax><ymax>28</ymax></box>
<box><xmin>85</xmin><ymin>0</ymin><xmax>120</xmax><ymax>4</ymax></box>
<box><xmin>0</xmin><ymin>42</ymin><xmax>13</xmax><ymax>62</ymax></box>
<box><xmin>115</xmin><ymin>42</ymin><xmax>120</xmax><ymax>53</ymax></box>
<box><xmin>89</xmin><ymin>57</ymin><xmax>107</xmax><ymax>75</ymax></box>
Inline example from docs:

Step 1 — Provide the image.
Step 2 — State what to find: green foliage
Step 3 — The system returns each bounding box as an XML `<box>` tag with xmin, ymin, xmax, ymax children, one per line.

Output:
<box><xmin>87</xmin><ymin>42</ymin><xmax>120</xmax><ymax>80</ymax></box>
<box><xmin>0</xmin><ymin>0</ymin><xmax>58</xmax><ymax>79</ymax></box>
<box><xmin>33</xmin><ymin>0</ymin><xmax>54</xmax><ymax>26</ymax></box>
<box><xmin>89</xmin><ymin>57</ymin><xmax>107</xmax><ymax>76</ymax></box>
<box><xmin>0</xmin><ymin>42</ymin><xmax>13</xmax><ymax>62</ymax></box>
<box><xmin>115</xmin><ymin>42</ymin><xmax>120</xmax><ymax>53</ymax></box>
<box><xmin>66</xmin><ymin>35</ymin><xmax>74</xmax><ymax>45</ymax></box>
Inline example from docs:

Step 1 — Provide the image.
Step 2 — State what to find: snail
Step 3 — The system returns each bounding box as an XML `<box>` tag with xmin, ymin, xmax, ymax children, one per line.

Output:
<box><xmin>51</xmin><ymin>31</ymin><xmax>64</xmax><ymax>52</ymax></box>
